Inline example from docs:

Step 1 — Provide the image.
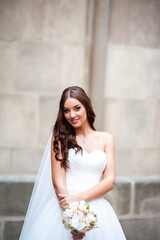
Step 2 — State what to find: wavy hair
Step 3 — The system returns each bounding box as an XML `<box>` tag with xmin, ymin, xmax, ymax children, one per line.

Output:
<box><xmin>52</xmin><ymin>86</ymin><xmax>96</xmax><ymax>168</ymax></box>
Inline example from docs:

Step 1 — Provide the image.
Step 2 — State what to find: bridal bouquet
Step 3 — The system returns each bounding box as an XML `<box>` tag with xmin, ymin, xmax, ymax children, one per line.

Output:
<box><xmin>62</xmin><ymin>200</ymin><xmax>98</xmax><ymax>233</ymax></box>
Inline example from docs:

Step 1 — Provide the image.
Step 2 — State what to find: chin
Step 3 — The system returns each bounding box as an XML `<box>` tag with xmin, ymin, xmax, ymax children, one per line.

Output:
<box><xmin>73</xmin><ymin>125</ymin><xmax>81</xmax><ymax>129</ymax></box>
<box><xmin>72</xmin><ymin>124</ymin><xmax>81</xmax><ymax>128</ymax></box>
<box><xmin>70</xmin><ymin>122</ymin><xmax>82</xmax><ymax>128</ymax></box>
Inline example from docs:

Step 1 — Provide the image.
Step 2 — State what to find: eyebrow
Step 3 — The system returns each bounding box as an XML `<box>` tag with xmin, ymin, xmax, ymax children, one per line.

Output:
<box><xmin>64</xmin><ymin>104</ymin><xmax>81</xmax><ymax>109</ymax></box>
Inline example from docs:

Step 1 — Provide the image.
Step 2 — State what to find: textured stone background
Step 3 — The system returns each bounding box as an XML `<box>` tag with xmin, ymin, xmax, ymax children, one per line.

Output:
<box><xmin>0</xmin><ymin>0</ymin><xmax>160</xmax><ymax>239</ymax></box>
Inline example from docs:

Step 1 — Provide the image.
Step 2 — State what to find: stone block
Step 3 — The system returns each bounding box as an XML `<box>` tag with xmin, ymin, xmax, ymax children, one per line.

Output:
<box><xmin>10</xmin><ymin>147</ymin><xmax>44</xmax><ymax>174</ymax></box>
<box><xmin>16</xmin><ymin>43</ymin><xmax>62</xmax><ymax>93</ymax></box>
<box><xmin>0</xmin><ymin>0</ymin><xmax>86</xmax><ymax>43</ymax></box>
<box><xmin>43</xmin><ymin>0</ymin><xmax>86</xmax><ymax>44</ymax></box>
<box><xmin>37</xmin><ymin>96</ymin><xmax>60</xmax><ymax>145</ymax></box>
<box><xmin>0</xmin><ymin>0</ymin><xmax>45</xmax><ymax>42</ymax></box>
<box><xmin>0</xmin><ymin>0</ymin><xmax>86</xmax><ymax>44</ymax></box>
<box><xmin>0</xmin><ymin>42</ymin><xmax>16</xmax><ymax>92</ymax></box>
<box><xmin>104</xmin><ymin>99</ymin><xmax>155</xmax><ymax>148</ymax></box>
<box><xmin>109</xmin><ymin>0</ymin><xmax>160</xmax><ymax>48</ymax></box>
<box><xmin>108</xmin><ymin>0</ymin><xmax>129</xmax><ymax>45</ymax></box>
<box><xmin>120</xmin><ymin>217</ymin><xmax>160</xmax><ymax>240</ymax></box>
<box><xmin>128</xmin><ymin>0</ymin><xmax>160</xmax><ymax>48</ymax></box>
<box><xmin>0</xmin><ymin>95</ymin><xmax>37</xmax><ymax>146</ymax></box>
<box><xmin>105</xmin><ymin>45</ymin><xmax>160</xmax><ymax>99</ymax></box>
<box><xmin>0</xmin><ymin>221</ymin><xmax>4</xmax><ymax>240</ymax></box>
<box><xmin>135</xmin><ymin>182</ymin><xmax>160</xmax><ymax>215</ymax></box>
<box><xmin>0</xmin><ymin>148</ymin><xmax>11</xmax><ymax>174</ymax></box>
<box><xmin>61</xmin><ymin>45</ymin><xmax>86</xmax><ymax>90</ymax></box>
<box><xmin>141</xmin><ymin>197</ymin><xmax>160</xmax><ymax>216</ymax></box>
<box><xmin>4</xmin><ymin>220</ymin><xmax>23</xmax><ymax>240</ymax></box>
<box><xmin>0</xmin><ymin>182</ymin><xmax>33</xmax><ymax>216</ymax></box>
<box><xmin>0</xmin><ymin>0</ymin><xmax>21</xmax><ymax>41</ymax></box>
<box><xmin>104</xmin><ymin>182</ymin><xmax>131</xmax><ymax>216</ymax></box>
<box><xmin>115</xmin><ymin>148</ymin><xmax>160</xmax><ymax>176</ymax></box>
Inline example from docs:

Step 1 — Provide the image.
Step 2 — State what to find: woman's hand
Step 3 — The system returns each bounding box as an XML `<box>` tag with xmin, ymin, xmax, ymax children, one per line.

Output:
<box><xmin>58</xmin><ymin>194</ymin><xmax>81</xmax><ymax>209</ymax></box>
<box><xmin>71</xmin><ymin>230</ymin><xmax>85</xmax><ymax>240</ymax></box>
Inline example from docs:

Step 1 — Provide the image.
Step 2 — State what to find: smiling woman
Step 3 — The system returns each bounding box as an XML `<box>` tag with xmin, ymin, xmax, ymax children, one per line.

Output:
<box><xmin>64</xmin><ymin>99</ymin><xmax>87</xmax><ymax>127</ymax></box>
<box><xmin>19</xmin><ymin>86</ymin><xmax>126</xmax><ymax>240</ymax></box>
<box><xmin>53</xmin><ymin>86</ymin><xmax>96</xmax><ymax>169</ymax></box>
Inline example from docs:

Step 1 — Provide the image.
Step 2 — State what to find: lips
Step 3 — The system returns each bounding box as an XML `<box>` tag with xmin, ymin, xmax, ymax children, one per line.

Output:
<box><xmin>71</xmin><ymin>119</ymin><xmax>79</xmax><ymax>124</ymax></box>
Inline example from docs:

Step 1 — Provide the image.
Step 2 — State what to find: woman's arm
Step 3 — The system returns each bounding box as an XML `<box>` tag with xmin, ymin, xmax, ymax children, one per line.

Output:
<box><xmin>59</xmin><ymin>133</ymin><xmax>115</xmax><ymax>206</ymax></box>
<box><xmin>51</xmin><ymin>137</ymin><xmax>84</xmax><ymax>240</ymax></box>
<box><xmin>79</xmin><ymin>133</ymin><xmax>115</xmax><ymax>201</ymax></box>
<box><xmin>51</xmin><ymin>136</ymin><xmax>69</xmax><ymax>199</ymax></box>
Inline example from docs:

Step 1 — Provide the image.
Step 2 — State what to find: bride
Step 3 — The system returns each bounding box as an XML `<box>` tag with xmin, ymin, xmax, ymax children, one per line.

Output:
<box><xmin>19</xmin><ymin>86</ymin><xmax>126</xmax><ymax>240</ymax></box>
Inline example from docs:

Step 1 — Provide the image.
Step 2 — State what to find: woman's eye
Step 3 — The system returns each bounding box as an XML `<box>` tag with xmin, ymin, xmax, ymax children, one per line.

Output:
<box><xmin>75</xmin><ymin>107</ymin><xmax>81</xmax><ymax>111</ymax></box>
<box><xmin>64</xmin><ymin>109</ymin><xmax>69</xmax><ymax>114</ymax></box>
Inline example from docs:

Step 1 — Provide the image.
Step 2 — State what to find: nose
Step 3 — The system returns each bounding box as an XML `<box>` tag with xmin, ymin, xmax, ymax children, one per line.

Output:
<box><xmin>70</xmin><ymin>110</ymin><xmax>76</xmax><ymax>118</ymax></box>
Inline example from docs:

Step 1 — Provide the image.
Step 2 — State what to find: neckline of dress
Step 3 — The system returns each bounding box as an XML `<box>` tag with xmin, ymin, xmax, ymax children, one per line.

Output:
<box><xmin>82</xmin><ymin>148</ymin><xmax>106</xmax><ymax>155</ymax></box>
<box><xmin>69</xmin><ymin>148</ymin><xmax>107</xmax><ymax>161</ymax></box>
<box><xmin>70</xmin><ymin>148</ymin><xmax>106</xmax><ymax>156</ymax></box>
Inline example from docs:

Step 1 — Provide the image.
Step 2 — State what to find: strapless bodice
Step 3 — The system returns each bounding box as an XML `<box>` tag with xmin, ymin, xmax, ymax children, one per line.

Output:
<box><xmin>66</xmin><ymin>148</ymin><xmax>107</xmax><ymax>194</ymax></box>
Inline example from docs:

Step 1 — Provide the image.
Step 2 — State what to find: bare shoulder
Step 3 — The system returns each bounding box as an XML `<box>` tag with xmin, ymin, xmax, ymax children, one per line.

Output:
<box><xmin>95</xmin><ymin>131</ymin><xmax>114</xmax><ymax>140</ymax></box>
<box><xmin>102</xmin><ymin>132</ymin><xmax>114</xmax><ymax>142</ymax></box>
<box><xmin>95</xmin><ymin>131</ymin><xmax>114</xmax><ymax>147</ymax></box>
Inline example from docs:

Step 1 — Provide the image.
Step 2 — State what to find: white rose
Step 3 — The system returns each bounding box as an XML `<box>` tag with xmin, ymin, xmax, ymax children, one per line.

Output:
<box><xmin>69</xmin><ymin>201</ymin><xmax>79</xmax><ymax>210</ymax></box>
<box><xmin>64</xmin><ymin>209</ymin><xmax>73</xmax><ymax>218</ymax></box>
<box><xmin>71</xmin><ymin>213</ymin><xmax>86</xmax><ymax>231</ymax></box>
<box><xmin>79</xmin><ymin>200</ymin><xmax>86</xmax><ymax>205</ymax></box>
<box><xmin>86</xmin><ymin>214</ymin><xmax>96</xmax><ymax>223</ymax></box>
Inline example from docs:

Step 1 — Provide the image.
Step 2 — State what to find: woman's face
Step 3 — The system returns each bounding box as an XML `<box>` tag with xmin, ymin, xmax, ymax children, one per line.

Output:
<box><xmin>63</xmin><ymin>97</ymin><xmax>88</xmax><ymax>128</ymax></box>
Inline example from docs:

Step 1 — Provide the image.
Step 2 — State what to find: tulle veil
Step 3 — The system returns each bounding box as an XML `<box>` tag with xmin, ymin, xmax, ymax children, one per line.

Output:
<box><xmin>19</xmin><ymin>131</ymin><xmax>64</xmax><ymax>239</ymax></box>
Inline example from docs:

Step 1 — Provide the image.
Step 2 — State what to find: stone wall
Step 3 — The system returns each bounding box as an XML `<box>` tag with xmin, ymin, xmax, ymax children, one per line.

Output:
<box><xmin>0</xmin><ymin>0</ymin><xmax>91</xmax><ymax>175</ymax></box>
<box><xmin>0</xmin><ymin>0</ymin><xmax>160</xmax><ymax>239</ymax></box>
<box><xmin>104</xmin><ymin>0</ymin><xmax>160</xmax><ymax>176</ymax></box>
<box><xmin>0</xmin><ymin>176</ymin><xmax>160</xmax><ymax>240</ymax></box>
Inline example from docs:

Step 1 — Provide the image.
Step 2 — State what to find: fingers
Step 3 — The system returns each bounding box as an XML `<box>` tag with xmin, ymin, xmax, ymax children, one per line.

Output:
<box><xmin>71</xmin><ymin>230</ymin><xmax>85</xmax><ymax>239</ymax></box>
<box><xmin>72</xmin><ymin>235</ymin><xmax>85</xmax><ymax>239</ymax></box>
<box><xmin>58</xmin><ymin>193</ymin><xmax>68</xmax><ymax>199</ymax></box>
<box><xmin>58</xmin><ymin>195</ymin><xmax>69</xmax><ymax>210</ymax></box>
<box><xmin>72</xmin><ymin>237</ymin><xmax>85</xmax><ymax>240</ymax></box>
<box><xmin>59</xmin><ymin>198</ymin><xmax>68</xmax><ymax>206</ymax></box>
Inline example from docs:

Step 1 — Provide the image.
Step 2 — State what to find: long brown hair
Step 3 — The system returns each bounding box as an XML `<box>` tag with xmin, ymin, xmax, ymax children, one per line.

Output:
<box><xmin>52</xmin><ymin>86</ymin><xmax>96</xmax><ymax>168</ymax></box>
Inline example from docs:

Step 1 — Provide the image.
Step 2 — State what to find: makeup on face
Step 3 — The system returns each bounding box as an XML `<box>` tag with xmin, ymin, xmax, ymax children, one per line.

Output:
<box><xmin>63</xmin><ymin>98</ymin><xmax>87</xmax><ymax>128</ymax></box>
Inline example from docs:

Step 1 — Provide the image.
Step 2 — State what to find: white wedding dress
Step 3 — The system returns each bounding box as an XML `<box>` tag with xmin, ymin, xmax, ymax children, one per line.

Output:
<box><xmin>19</xmin><ymin>132</ymin><xmax>126</xmax><ymax>240</ymax></box>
